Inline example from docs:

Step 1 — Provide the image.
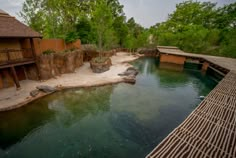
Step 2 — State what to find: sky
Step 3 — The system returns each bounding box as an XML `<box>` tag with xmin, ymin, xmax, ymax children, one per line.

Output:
<box><xmin>0</xmin><ymin>0</ymin><xmax>235</xmax><ymax>28</ymax></box>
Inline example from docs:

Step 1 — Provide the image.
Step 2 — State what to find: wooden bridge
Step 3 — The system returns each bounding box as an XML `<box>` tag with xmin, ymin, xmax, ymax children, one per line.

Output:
<box><xmin>146</xmin><ymin>47</ymin><xmax>236</xmax><ymax>158</ymax></box>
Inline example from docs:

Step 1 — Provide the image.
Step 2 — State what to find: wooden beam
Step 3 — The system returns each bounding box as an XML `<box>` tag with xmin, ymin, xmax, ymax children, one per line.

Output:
<box><xmin>0</xmin><ymin>60</ymin><xmax>35</xmax><ymax>69</ymax></box>
<box><xmin>30</xmin><ymin>38</ymin><xmax>40</xmax><ymax>80</ymax></box>
<box><xmin>30</xmin><ymin>38</ymin><xmax>36</xmax><ymax>58</ymax></box>
<box><xmin>10</xmin><ymin>66</ymin><xmax>20</xmax><ymax>90</ymax></box>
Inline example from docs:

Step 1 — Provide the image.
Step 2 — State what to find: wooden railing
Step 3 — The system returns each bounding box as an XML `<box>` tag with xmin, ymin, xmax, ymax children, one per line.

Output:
<box><xmin>0</xmin><ymin>48</ymin><xmax>34</xmax><ymax>65</ymax></box>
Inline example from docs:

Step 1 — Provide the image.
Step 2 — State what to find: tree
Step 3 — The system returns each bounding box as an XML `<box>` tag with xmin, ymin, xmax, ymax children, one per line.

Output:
<box><xmin>215</xmin><ymin>3</ymin><xmax>236</xmax><ymax>29</ymax></box>
<box><xmin>75</xmin><ymin>17</ymin><xmax>95</xmax><ymax>44</ymax></box>
<box><xmin>168</xmin><ymin>1</ymin><xmax>217</xmax><ymax>28</ymax></box>
<box><xmin>91</xmin><ymin>0</ymin><xmax>114</xmax><ymax>52</ymax></box>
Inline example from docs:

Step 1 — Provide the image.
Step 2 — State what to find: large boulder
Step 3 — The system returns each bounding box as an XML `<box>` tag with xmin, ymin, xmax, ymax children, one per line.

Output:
<box><xmin>118</xmin><ymin>67</ymin><xmax>139</xmax><ymax>84</ymax></box>
<box><xmin>90</xmin><ymin>57</ymin><xmax>112</xmax><ymax>73</ymax></box>
<box><xmin>36</xmin><ymin>85</ymin><xmax>57</xmax><ymax>93</ymax></box>
<box><xmin>118</xmin><ymin>67</ymin><xmax>139</xmax><ymax>77</ymax></box>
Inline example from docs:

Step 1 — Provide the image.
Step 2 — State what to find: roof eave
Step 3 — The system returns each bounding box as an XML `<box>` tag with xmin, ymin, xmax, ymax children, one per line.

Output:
<box><xmin>0</xmin><ymin>36</ymin><xmax>43</xmax><ymax>38</ymax></box>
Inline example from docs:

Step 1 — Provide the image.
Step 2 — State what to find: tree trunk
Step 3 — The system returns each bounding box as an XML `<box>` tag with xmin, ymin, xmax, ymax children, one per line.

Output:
<box><xmin>98</xmin><ymin>32</ymin><xmax>102</xmax><ymax>59</ymax></box>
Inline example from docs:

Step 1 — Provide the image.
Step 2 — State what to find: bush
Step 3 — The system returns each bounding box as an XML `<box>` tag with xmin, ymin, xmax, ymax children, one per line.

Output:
<box><xmin>92</xmin><ymin>57</ymin><xmax>109</xmax><ymax>63</ymax></box>
<box><xmin>42</xmin><ymin>49</ymin><xmax>55</xmax><ymax>55</ymax></box>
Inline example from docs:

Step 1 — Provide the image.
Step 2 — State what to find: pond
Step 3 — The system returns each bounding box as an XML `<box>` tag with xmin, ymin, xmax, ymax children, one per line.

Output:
<box><xmin>0</xmin><ymin>57</ymin><xmax>217</xmax><ymax>158</ymax></box>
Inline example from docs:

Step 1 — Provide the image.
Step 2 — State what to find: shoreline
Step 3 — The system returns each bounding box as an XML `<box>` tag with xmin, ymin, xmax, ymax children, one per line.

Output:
<box><xmin>0</xmin><ymin>52</ymin><xmax>140</xmax><ymax>112</ymax></box>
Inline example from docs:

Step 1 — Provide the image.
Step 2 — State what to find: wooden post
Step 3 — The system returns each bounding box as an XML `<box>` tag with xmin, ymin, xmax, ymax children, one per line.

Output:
<box><xmin>30</xmin><ymin>38</ymin><xmax>40</xmax><ymax>80</ymax></box>
<box><xmin>30</xmin><ymin>38</ymin><xmax>36</xmax><ymax>58</ymax></box>
<box><xmin>202</xmin><ymin>61</ymin><xmax>209</xmax><ymax>71</ymax></box>
<box><xmin>6</xmin><ymin>48</ymin><xmax>10</xmax><ymax>62</ymax></box>
<box><xmin>10</xmin><ymin>66</ymin><xmax>20</xmax><ymax>90</ymax></box>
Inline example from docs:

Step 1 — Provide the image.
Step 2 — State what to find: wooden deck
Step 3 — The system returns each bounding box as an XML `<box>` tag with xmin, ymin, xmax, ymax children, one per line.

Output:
<box><xmin>157</xmin><ymin>46</ymin><xmax>236</xmax><ymax>71</ymax></box>
<box><xmin>147</xmin><ymin>47</ymin><xmax>236</xmax><ymax>158</ymax></box>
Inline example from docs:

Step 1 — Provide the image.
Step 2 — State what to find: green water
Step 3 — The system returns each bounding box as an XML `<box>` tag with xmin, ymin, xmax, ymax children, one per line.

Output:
<box><xmin>0</xmin><ymin>57</ymin><xmax>217</xmax><ymax>158</ymax></box>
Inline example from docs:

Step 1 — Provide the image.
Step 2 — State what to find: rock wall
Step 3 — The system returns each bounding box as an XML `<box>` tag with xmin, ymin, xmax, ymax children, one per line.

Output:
<box><xmin>25</xmin><ymin>64</ymin><xmax>39</xmax><ymax>80</ymax></box>
<box><xmin>37</xmin><ymin>50</ymin><xmax>84</xmax><ymax>80</ymax></box>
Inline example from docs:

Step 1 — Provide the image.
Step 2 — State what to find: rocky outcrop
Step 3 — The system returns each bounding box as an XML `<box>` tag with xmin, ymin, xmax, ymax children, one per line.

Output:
<box><xmin>64</xmin><ymin>51</ymin><xmax>77</xmax><ymax>73</ymax></box>
<box><xmin>90</xmin><ymin>58</ymin><xmax>112</xmax><ymax>73</ymax></box>
<box><xmin>37</xmin><ymin>54</ymin><xmax>54</xmax><ymax>80</ymax></box>
<box><xmin>118</xmin><ymin>67</ymin><xmax>139</xmax><ymax>84</ymax></box>
<box><xmin>54</xmin><ymin>53</ymin><xmax>65</xmax><ymax>75</ymax></box>
<box><xmin>118</xmin><ymin>67</ymin><xmax>139</xmax><ymax>77</ymax></box>
<box><xmin>36</xmin><ymin>85</ymin><xmax>57</xmax><ymax>93</ymax></box>
<box><xmin>37</xmin><ymin>49</ymin><xmax>83</xmax><ymax>80</ymax></box>
<box><xmin>30</xmin><ymin>90</ymin><xmax>40</xmax><ymax>97</ymax></box>
<box><xmin>75</xmin><ymin>50</ymin><xmax>84</xmax><ymax>67</ymax></box>
<box><xmin>30</xmin><ymin>85</ymin><xmax>57</xmax><ymax>97</ymax></box>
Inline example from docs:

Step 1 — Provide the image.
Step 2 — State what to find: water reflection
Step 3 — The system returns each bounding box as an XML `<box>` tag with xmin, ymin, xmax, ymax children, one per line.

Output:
<box><xmin>0</xmin><ymin>101</ymin><xmax>55</xmax><ymax>149</ymax></box>
<box><xmin>0</xmin><ymin>86</ymin><xmax>113</xmax><ymax>150</ymax></box>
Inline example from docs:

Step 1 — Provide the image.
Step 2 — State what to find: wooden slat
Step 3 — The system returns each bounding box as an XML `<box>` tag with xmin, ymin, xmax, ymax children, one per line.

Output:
<box><xmin>146</xmin><ymin>71</ymin><xmax>236</xmax><ymax>158</ymax></box>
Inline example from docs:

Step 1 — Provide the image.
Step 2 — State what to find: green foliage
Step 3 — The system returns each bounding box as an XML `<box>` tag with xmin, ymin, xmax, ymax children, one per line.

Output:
<box><xmin>91</xmin><ymin>0</ymin><xmax>114</xmax><ymax>51</ymax></box>
<box><xmin>92</xmin><ymin>57</ymin><xmax>109</xmax><ymax>63</ymax></box>
<box><xmin>20</xmin><ymin>0</ymin><xmax>236</xmax><ymax>58</ymax></box>
<box><xmin>219</xmin><ymin>29</ymin><xmax>236</xmax><ymax>58</ymax></box>
<box><xmin>152</xmin><ymin>0</ymin><xmax>236</xmax><ymax>58</ymax></box>
<box><xmin>75</xmin><ymin>17</ymin><xmax>95</xmax><ymax>44</ymax></box>
<box><xmin>20</xmin><ymin>0</ymin><xmax>148</xmax><ymax>51</ymax></box>
<box><xmin>42</xmin><ymin>49</ymin><xmax>55</xmax><ymax>55</ymax></box>
<box><xmin>65</xmin><ymin>31</ymin><xmax>79</xmax><ymax>43</ymax></box>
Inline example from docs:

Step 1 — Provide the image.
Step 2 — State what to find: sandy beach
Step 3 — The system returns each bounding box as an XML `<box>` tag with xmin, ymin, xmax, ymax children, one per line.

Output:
<box><xmin>0</xmin><ymin>52</ymin><xmax>139</xmax><ymax>112</ymax></box>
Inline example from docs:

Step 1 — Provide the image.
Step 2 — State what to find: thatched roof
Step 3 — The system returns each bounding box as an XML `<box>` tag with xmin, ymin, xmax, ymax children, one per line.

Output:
<box><xmin>0</xmin><ymin>9</ymin><xmax>42</xmax><ymax>38</ymax></box>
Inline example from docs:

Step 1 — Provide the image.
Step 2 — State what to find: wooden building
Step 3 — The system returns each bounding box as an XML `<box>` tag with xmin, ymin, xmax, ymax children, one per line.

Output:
<box><xmin>0</xmin><ymin>9</ymin><xmax>42</xmax><ymax>89</ymax></box>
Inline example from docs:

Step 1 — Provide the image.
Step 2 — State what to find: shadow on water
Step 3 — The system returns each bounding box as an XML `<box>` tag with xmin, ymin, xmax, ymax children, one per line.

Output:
<box><xmin>0</xmin><ymin>86</ymin><xmax>113</xmax><ymax>150</ymax></box>
<box><xmin>0</xmin><ymin>57</ymin><xmax>217</xmax><ymax>158</ymax></box>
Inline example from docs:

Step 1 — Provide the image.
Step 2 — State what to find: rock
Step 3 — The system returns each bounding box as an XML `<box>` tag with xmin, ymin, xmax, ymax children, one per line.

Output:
<box><xmin>118</xmin><ymin>67</ymin><xmax>138</xmax><ymax>84</ymax></box>
<box><xmin>30</xmin><ymin>90</ymin><xmax>40</xmax><ymax>97</ymax></box>
<box><xmin>123</xmin><ymin>76</ymin><xmax>136</xmax><ymax>84</ymax></box>
<box><xmin>64</xmin><ymin>52</ymin><xmax>77</xmax><ymax>73</ymax></box>
<box><xmin>37</xmin><ymin>54</ymin><xmax>54</xmax><ymax>80</ymax></box>
<box><xmin>36</xmin><ymin>85</ymin><xmax>57</xmax><ymax>93</ymax></box>
<box><xmin>74</xmin><ymin>50</ymin><xmax>84</xmax><ymax>67</ymax></box>
<box><xmin>90</xmin><ymin>58</ymin><xmax>112</xmax><ymax>73</ymax></box>
<box><xmin>118</xmin><ymin>67</ymin><xmax>139</xmax><ymax>77</ymax></box>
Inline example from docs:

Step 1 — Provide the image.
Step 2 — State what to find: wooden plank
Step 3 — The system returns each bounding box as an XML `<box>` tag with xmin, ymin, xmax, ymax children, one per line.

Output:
<box><xmin>0</xmin><ymin>60</ymin><xmax>35</xmax><ymax>69</ymax></box>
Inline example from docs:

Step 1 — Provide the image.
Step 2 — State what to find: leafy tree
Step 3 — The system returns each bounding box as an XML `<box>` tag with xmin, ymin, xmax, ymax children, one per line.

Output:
<box><xmin>91</xmin><ymin>0</ymin><xmax>114</xmax><ymax>52</ymax></box>
<box><xmin>168</xmin><ymin>1</ymin><xmax>217</xmax><ymax>28</ymax></box>
<box><xmin>151</xmin><ymin>1</ymin><xmax>236</xmax><ymax>58</ymax></box>
<box><xmin>215</xmin><ymin>3</ymin><xmax>236</xmax><ymax>29</ymax></box>
<box><xmin>75</xmin><ymin>17</ymin><xmax>95</xmax><ymax>44</ymax></box>
<box><xmin>113</xmin><ymin>15</ymin><xmax>128</xmax><ymax>47</ymax></box>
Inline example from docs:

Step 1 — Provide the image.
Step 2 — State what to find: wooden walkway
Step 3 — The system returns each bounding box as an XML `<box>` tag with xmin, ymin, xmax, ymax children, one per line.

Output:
<box><xmin>157</xmin><ymin>46</ymin><xmax>236</xmax><ymax>71</ymax></box>
<box><xmin>146</xmin><ymin>70</ymin><xmax>236</xmax><ymax>158</ymax></box>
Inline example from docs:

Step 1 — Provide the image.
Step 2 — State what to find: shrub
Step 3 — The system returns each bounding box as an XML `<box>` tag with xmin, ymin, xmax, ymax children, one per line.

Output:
<box><xmin>92</xmin><ymin>57</ymin><xmax>109</xmax><ymax>63</ymax></box>
<box><xmin>42</xmin><ymin>49</ymin><xmax>55</xmax><ymax>55</ymax></box>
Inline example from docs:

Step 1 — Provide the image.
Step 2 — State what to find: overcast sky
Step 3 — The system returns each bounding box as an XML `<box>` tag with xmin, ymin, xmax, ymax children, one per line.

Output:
<box><xmin>0</xmin><ymin>0</ymin><xmax>235</xmax><ymax>28</ymax></box>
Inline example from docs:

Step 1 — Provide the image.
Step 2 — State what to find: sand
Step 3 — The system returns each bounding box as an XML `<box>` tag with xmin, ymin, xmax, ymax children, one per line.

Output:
<box><xmin>0</xmin><ymin>52</ymin><xmax>139</xmax><ymax>112</ymax></box>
